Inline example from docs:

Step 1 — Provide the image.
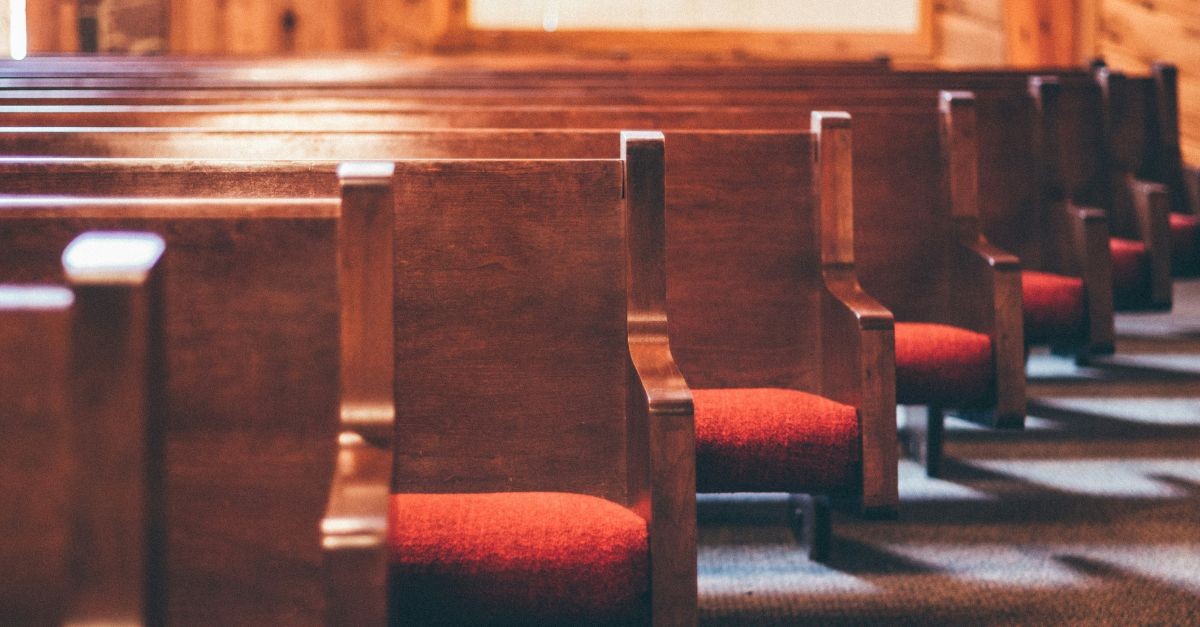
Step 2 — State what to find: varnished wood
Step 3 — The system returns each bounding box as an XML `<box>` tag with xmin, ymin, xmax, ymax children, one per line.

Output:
<box><xmin>0</xmin><ymin>194</ymin><xmax>341</xmax><ymax>626</ymax></box>
<box><xmin>622</xmin><ymin>132</ymin><xmax>698</xmax><ymax>625</ymax></box>
<box><xmin>322</xmin><ymin>163</ymin><xmax>395</xmax><ymax>627</ymax></box>
<box><xmin>1027</xmin><ymin>76</ymin><xmax>1117</xmax><ymax>350</ymax></box>
<box><xmin>938</xmin><ymin>91</ymin><xmax>1025</xmax><ymax>426</ymax></box>
<box><xmin>63</xmin><ymin>232</ymin><xmax>168</xmax><ymax>626</ymax></box>
<box><xmin>0</xmin><ymin>286</ymin><xmax>73</xmax><ymax>626</ymax></box>
<box><xmin>812</xmin><ymin>112</ymin><xmax>898</xmax><ymax>513</ymax></box>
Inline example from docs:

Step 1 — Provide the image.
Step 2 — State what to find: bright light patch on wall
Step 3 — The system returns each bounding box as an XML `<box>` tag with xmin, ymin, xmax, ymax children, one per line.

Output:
<box><xmin>472</xmin><ymin>0</ymin><xmax>920</xmax><ymax>33</ymax></box>
<box><xmin>10</xmin><ymin>0</ymin><xmax>26</xmax><ymax>60</ymax></box>
<box><xmin>542</xmin><ymin>0</ymin><xmax>560</xmax><ymax>32</ymax></box>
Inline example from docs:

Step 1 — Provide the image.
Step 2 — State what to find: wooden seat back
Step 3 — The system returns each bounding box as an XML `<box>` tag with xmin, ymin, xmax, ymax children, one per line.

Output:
<box><xmin>0</xmin><ymin>232</ymin><xmax>166</xmax><ymax>626</ymax></box>
<box><xmin>0</xmin><ymin>193</ymin><xmax>340</xmax><ymax>625</ymax></box>
<box><xmin>0</xmin><ymin>117</ymin><xmax>954</xmax><ymax>324</ymax></box>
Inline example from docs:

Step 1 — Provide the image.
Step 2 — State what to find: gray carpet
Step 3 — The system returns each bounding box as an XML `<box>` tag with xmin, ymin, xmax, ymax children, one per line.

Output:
<box><xmin>697</xmin><ymin>280</ymin><xmax>1200</xmax><ymax>625</ymax></box>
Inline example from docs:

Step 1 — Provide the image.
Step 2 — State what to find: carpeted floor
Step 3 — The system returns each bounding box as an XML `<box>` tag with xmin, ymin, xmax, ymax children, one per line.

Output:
<box><xmin>697</xmin><ymin>280</ymin><xmax>1200</xmax><ymax>626</ymax></box>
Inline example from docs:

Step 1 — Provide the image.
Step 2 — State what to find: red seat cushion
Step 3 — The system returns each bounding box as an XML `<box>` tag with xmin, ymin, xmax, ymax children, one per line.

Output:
<box><xmin>1021</xmin><ymin>270</ymin><xmax>1086</xmax><ymax>344</ymax></box>
<box><xmin>1109</xmin><ymin>237</ymin><xmax>1150</xmax><ymax>308</ymax></box>
<box><xmin>1170</xmin><ymin>213</ymin><xmax>1200</xmax><ymax>274</ymax></box>
<box><xmin>388</xmin><ymin>492</ymin><xmax>648</xmax><ymax>624</ymax></box>
<box><xmin>894</xmin><ymin>322</ymin><xmax>993</xmax><ymax>407</ymax></box>
<box><xmin>692</xmin><ymin>388</ymin><xmax>860</xmax><ymax>494</ymax></box>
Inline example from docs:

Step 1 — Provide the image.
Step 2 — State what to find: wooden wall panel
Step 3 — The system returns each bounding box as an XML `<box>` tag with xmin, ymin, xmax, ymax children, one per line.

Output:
<box><xmin>1100</xmin><ymin>0</ymin><xmax>1200</xmax><ymax>163</ymax></box>
<box><xmin>27</xmin><ymin>0</ymin><xmax>78</xmax><ymax>53</ymax></box>
<box><xmin>935</xmin><ymin>0</ymin><xmax>1005</xmax><ymax>67</ymax></box>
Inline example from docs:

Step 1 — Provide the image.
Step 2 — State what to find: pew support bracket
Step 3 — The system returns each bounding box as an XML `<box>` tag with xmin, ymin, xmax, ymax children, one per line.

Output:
<box><xmin>820</xmin><ymin>266</ymin><xmax>897</xmax><ymax>516</ymax></box>
<box><xmin>950</xmin><ymin>237</ymin><xmax>1025</xmax><ymax>428</ymax></box>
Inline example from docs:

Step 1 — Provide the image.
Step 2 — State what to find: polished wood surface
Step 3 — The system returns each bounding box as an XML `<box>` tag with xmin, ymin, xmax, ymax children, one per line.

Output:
<box><xmin>0</xmin><ymin>231</ymin><xmax>168</xmax><ymax>626</ymax></box>
<box><xmin>63</xmin><ymin>232</ymin><xmax>168</xmax><ymax>626</ymax></box>
<box><xmin>812</xmin><ymin>112</ymin><xmax>898</xmax><ymax>512</ymax></box>
<box><xmin>0</xmin><ymin>195</ymin><xmax>340</xmax><ymax>625</ymax></box>
<box><xmin>322</xmin><ymin>162</ymin><xmax>395</xmax><ymax>627</ymax></box>
<box><xmin>0</xmin><ymin>286</ymin><xmax>73</xmax><ymax>626</ymax></box>
<box><xmin>0</xmin><ymin>126</ymin><xmax>905</xmax><ymax>510</ymax></box>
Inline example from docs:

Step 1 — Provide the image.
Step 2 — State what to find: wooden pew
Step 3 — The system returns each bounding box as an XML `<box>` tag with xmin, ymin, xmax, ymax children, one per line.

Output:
<box><xmin>0</xmin><ymin>231</ymin><xmax>166</xmax><ymax>625</ymax></box>
<box><xmin>325</xmin><ymin>143</ymin><xmax>696</xmax><ymax>624</ymax></box>
<box><xmin>0</xmin><ymin>118</ymin><xmax>1015</xmax><ymax>478</ymax></box>
<box><xmin>0</xmin><ymin>192</ymin><xmax>342</xmax><ymax>625</ymax></box>
<box><xmin>1029</xmin><ymin>75</ymin><xmax>1172</xmax><ymax>313</ymax></box>
<box><xmin>0</xmin><ymin>153</ymin><xmax>700</xmax><ymax>624</ymax></box>
<box><xmin>0</xmin><ymin>128</ymin><xmax>900</xmax><ymax>518</ymax></box>
<box><xmin>0</xmin><ymin>83</ymin><xmax>1119</xmax><ymax>359</ymax></box>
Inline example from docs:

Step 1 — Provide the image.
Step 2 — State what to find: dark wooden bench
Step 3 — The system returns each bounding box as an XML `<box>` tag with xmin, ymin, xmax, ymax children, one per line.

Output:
<box><xmin>0</xmin><ymin>191</ymin><xmax>342</xmax><ymax>625</ymax></box>
<box><xmin>0</xmin><ymin>83</ymin><xmax>1124</xmax><ymax>358</ymax></box>
<box><xmin>0</xmin><ymin>153</ymin><xmax>702</xmax><ymax>624</ymax></box>
<box><xmin>0</xmin><ymin>118</ymin><xmax>1019</xmax><ymax>478</ymax></box>
<box><xmin>0</xmin><ymin>231</ymin><xmax>166</xmax><ymax>625</ymax></box>
<box><xmin>0</xmin><ymin>127</ymin><xmax>901</xmax><ymax>517</ymax></box>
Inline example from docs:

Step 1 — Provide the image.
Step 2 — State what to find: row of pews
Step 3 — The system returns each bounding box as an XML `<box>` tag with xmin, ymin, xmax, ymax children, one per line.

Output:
<box><xmin>0</xmin><ymin>55</ymin><xmax>1196</xmax><ymax>626</ymax></box>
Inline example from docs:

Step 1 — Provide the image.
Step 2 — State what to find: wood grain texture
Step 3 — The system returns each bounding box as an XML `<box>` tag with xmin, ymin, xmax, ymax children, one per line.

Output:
<box><xmin>64</xmin><ymin>232</ymin><xmax>168</xmax><ymax>626</ymax></box>
<box><xmin>389</xmin><ymin>160</ymin><xmax>630</xmax><ymax>500</ymax></box>
<box><xmin>813</xmin><ymin>112</ymin><xmax>898</xmax><ymax>513</ymax></box>
<box><xmin>0</xmin><ymin>288</ymin><xmax>73</xmax><ymax>626</ymax></box>
<box><xmin>0</xmin><ymin>195</ymin><xmax>340</xmax><ymax>626</ymax></box>
<box><xmin>1099</xmin><ymin>0</ymin><xmax>1200</xmax><ymax>164</ymax></box>
<box><xmin>1026</xmin><ymin>76</ymin><xmax>1118</xmax><ymax>351</ymax></box>
<box><xmin>322</xmin><ymin>164</ymin><xmax>394</xmax><ymax>626</ymax></box>
<box><xmin>939</xmin><ymin>90</ymin><xmax>1026</xmax><ymax>424</ymax></box>
<box><xmin>622</xmin><ymin>131</ymin><xmax>697</xmax><ymax>626</ymax></box>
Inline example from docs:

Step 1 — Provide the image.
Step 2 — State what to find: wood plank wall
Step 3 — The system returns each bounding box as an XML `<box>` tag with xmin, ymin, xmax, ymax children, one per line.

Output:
<box><xmin>28</xmin><ymin>0</ymin><xmax>1087</xmax><ymax>66</ymax></box>
<box><xmin>1098</xmin><ymin>0</ymin><xmax>1200</xmax><ymax>163</ymax></box>
<box><xmin>935</xmin><ymin>0</ymin><xmax>1006</xmax><ymax>66</ymax></box>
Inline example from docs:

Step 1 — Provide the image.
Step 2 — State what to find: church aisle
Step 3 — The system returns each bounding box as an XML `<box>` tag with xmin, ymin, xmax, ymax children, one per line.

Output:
<box><xmin>698</xmin><ymin>281</ymin><xmax>1200</xmax><ymax>625</ymax></box>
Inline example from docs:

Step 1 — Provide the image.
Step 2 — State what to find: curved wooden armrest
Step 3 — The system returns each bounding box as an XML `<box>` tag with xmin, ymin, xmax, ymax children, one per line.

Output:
<box><xmin>823</xmin><ymin>268</ymin><xmax>893</xmax><ymax>331</ymax></box>
<box><xmin>1063</xmin><ymin>203</ymin><xmax>1116</xmax><ymax>354</ymax></box>
<box><xmin>820</xmin><ymin>268</ymin><xmax>897</xmax><ymax>514</ymax></box>
<box><xmin>1184</xmin><ymin>163</ymin><xmax>1200</xmax><ymax>215</ymax></box>
<box><xmin>321</xmin><ymin>431</ymin><xmax>390</xmax><ymax>627</ymax></box>
<box><xmin>950</xmin><ymin>237</ymin><xmax>1025</xmax><ymax>426</ymax></box>
<box><xmin>961</xmin><ymin>238</ymin><xmax>1021</xmax><ymax>271</ymax></box>
<box><xmin>1126</xmin><ymin>179</ymin><xmax>1173</xmax><ymax>307</ymax></box>
<box><xmin>626</xmin><ymin>318</ymin><xmax>696</xmax><ymax>626</ymax></box>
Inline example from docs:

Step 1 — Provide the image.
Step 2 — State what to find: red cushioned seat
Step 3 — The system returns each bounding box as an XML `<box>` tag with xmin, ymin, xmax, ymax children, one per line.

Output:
<box><xmin>1021</xmin><ymin>270</ymin><xmax>1086</xmax><ymax>345</ymax></box>
<box><xmin>1170</xmin><ymin>213</ymin><xmax>1200</xmax><ymax>274</ymax></box>
<box><xmin>894</xmin><ymin>322</ymin><xmax>993</xmax><ymax>407</ymax></box>
<box><xmin>692</xmin><ymin>388</ymin><xmax>860</xmax><ymax>494</ymax></box>
<box><xmin>388</xmin><ymin>492</ymin><xmax>648</xmax><ymax>625</ymax></box>
<box><xmin>1110</xmin><ymin>237</ymin><xmax>1150</xmax><ymax>308</ymax></box>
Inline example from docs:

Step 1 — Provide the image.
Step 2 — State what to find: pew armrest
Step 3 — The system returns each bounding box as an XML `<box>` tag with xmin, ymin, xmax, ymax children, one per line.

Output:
<box><xmin>627</xmin><ymin>328</ymin><xmax>697</xmax><ymax>624</ymax></box>
<box><xmin>1185</xmin><ymin>163</ymin><xmax>1200</xmax><ymax>215</ymax></box>
<box><xmin>951</xmin><ymin>238</ymin><xmax>1025</xmax><ymax>426</ymax></box>
<box><xmin>321</xmin><ymin>432</ymin><xmax>390</xmax><ymax>627</ymax></box>
<box><xmin>1064</xmin><ymin>204</ymin><xmax>1116</xmax><ymax>354</ymax></box>
<box><xmin>821</xmin><ymin>268</ymin><xmax>897</xmax><ymax>515</ymax></box>
<box><xmin>1126</xmin><ymin>179</ymin><xmax>1173</xmax><ymax>307</ymax></box>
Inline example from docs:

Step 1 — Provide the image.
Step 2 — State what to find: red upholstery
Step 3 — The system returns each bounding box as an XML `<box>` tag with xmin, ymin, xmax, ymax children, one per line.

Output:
<box><xmin>1109</xmin><ymin>237</ymin><xmax>1150</xmax><ymax>308</ymax></box>
<box><xmin>894</xmin><ymin>322</ymin><xmax>993</xmax><ymax>407</ymax></box>
<box><xmin>1021</xmin><ymin>270</ymin><xmax>1086</xmax><ymax>345</ymax></box>
<box><xmin>388</xmin><ymin>492</ymin><xmax>648</xmax><ymax>625</ymax></box>
<box><xmin>692</xmin><ymin>388</ymin><xmax>860</xmax><ymax>494</ymax></box>
<box><xmin>1170</xmin><ymin>213</ymin><xmax>1200</xmax><ymax>274</ymax></box>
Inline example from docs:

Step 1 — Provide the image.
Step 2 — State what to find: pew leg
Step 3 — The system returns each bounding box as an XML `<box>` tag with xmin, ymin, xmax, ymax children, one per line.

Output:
<box><xmin>788</xmin><ymin>493</ymin><xmax>832</xmax><ymax>562</ymax></box>
<box><xmin>901</xmin><ymin>405</ymin><xmax>944</xmax><ymax>478</ymax></box>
